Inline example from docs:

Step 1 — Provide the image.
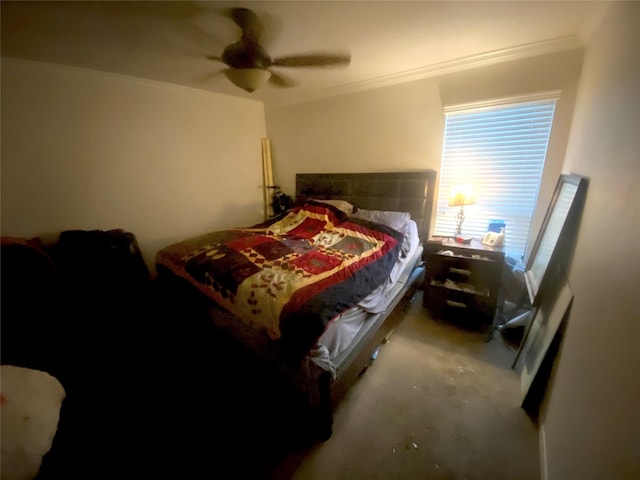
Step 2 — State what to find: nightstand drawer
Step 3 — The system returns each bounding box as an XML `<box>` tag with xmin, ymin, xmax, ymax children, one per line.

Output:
<box><xmin>425</xmin><ymin>281</ymin><xmax>495</xmax><ymax>319</ymax></box>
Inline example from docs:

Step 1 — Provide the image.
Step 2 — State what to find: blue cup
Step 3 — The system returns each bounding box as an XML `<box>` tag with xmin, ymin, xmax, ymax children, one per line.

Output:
<box><xmin>488</xmin><ymin>219</ymin><xmax>505</xmax><ymax>233</ymax></box>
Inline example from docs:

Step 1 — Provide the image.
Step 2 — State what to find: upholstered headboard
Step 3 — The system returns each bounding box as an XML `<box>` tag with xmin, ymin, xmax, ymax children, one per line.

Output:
<box><xmin>295</xmin><ymin>170</ymin><xmax>437</xmax><ymax>241</ymax></box>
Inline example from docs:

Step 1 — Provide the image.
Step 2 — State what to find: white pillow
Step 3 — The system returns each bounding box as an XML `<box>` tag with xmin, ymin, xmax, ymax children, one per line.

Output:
<box><xmin>311</xmin><ymin>199</ymin><xmax>354</xmax><ymax>216</ymax></box>
<box><xmin>351</xmin><ymin>208</ymin><xmax>411</xmax><ymax>232</ymax></box>
<box><xmin>1</xmin><ymin>365</ymin><xmax>66</xmax><ymax>480</ymax></box>
<box><xmin>400</xmin><ymin>219</ymin><xmax>419</xmax><ymax>258</ymax></box>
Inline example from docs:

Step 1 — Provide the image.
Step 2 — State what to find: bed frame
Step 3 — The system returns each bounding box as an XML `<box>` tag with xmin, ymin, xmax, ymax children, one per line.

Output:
<box><xmin>294</xmin><ymin>170</ymin><xmax>437</xmax><ymax>430</ymax></box>
<box><xmin>155</xmin><ymin>170</ymin><xmax>437</xmax><ymax>441</ymax></box>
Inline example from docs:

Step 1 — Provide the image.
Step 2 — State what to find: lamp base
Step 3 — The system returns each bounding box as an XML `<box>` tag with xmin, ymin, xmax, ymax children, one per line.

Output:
<box><xmin>455</xmin><ymin>235</ymin><xmax>473</xmax><ymax>244</ymax></box>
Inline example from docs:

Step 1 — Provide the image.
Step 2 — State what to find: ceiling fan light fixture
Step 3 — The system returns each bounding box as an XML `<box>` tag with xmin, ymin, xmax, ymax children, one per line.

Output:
<box><xmin>224</xmin><ymin>68</ymin><xmax>271</xmax><ymax>93</ymax></box>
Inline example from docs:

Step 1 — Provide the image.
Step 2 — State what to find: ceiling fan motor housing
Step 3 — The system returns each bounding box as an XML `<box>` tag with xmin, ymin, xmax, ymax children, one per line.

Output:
<box><xmin>222</xmin><ymin>42</ymin><xmax>272</xmax><ymax>69</ymax></box>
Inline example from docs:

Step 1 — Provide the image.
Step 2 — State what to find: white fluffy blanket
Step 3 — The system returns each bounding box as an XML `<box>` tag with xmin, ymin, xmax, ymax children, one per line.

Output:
<box><xmin>1</xmin><ymin>365</ymin><xmax>65</xmax><ymax>480</ymax></box>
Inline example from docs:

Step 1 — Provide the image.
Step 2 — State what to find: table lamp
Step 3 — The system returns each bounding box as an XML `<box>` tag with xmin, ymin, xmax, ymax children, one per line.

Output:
<box><xmin>449</xmin><ymin>184</ymin><xmax>475</xmax><ymax>240</ymax></box>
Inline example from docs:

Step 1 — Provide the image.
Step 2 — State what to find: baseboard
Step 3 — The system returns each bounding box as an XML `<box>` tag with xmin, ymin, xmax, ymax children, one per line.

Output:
<box><xmin>539</xmin><ymin>424</ymin><xmax>549</xmax><ymax>480</ymax></box>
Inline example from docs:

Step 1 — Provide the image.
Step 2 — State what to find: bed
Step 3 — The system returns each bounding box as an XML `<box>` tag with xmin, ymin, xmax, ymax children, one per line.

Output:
<box><xmin>155</xmin><ymin>170</ymin><xmax>437</xmax><ymax>439</ymax></box>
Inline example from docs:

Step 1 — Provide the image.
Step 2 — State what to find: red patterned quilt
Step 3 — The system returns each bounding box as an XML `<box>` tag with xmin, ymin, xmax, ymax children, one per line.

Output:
<box><xmin>155</xmin><ymin>202</ymin><xmax>402</xmax><ymax>357</ymax></box>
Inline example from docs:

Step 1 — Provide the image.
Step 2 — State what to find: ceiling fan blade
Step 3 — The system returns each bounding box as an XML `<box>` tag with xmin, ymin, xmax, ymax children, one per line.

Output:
<box><xmin>224</xmin><ymin>7</ymin><xmax>263</xmax><ymax>43</ymax></box>
<box><xmin>268</xmin><ymin>71</ymin><xmax>297</xmax><ymax>88</ymax></box>
<box><xmin>206</xmin><ymin>54</ymin><xmax>223</xmax><ymax>62</ymax></box>
<box><xmin>271</xmin><ymin>52</ymin><xmax>351</xmax><ymax>68</ymax></box>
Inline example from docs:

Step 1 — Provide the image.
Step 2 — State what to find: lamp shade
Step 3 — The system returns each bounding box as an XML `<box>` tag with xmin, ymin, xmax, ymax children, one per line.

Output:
<box><xmin>448</xmin><ymin>184</ymin><xmax>476</xmax><ymax>207</ymax></box>
<box><xmin>224</xmin><ymin>68</ymin><xmax>272</xmax><ymax>93</ymax></box>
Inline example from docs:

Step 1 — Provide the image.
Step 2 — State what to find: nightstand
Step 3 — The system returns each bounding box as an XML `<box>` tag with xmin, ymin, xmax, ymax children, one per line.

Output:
<box><xmin>422</xmin><ymin>237</ymin><xmax>505</xmax><ymax>325</ymax></box>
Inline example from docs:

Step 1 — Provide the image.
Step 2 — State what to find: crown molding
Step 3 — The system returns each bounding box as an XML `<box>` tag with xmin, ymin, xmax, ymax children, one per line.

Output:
<box><xmin>273</xmin><ymin>36</ymin><xmax>584</xmax><ymax>106</ymax></box>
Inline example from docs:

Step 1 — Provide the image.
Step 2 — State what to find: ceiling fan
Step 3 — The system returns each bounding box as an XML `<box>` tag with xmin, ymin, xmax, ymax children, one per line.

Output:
<box><xmin>207</xmin><ymin>7</ymin><xmax>351</xmax><ymax>93</ymax></box>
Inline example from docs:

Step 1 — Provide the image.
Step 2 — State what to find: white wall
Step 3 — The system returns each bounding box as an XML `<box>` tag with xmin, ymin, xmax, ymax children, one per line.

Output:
<box><xmin>540</xmin><ymin>2</ymin><xmax>640</xmax><ymax>479</ymax></box>
<box><xmin>1</xmin><ymin>58</ymin><xmax>267</xmax><ymax>270</ymax></box>
<box><xmin>265</xmin><ymin>50</ymin><xmax>583</xmax><ymax>247</ymax></box>
<box><xmin>265</xmin><ymin>78</ymin><xmax>444</xmax><ymax>194</ymax></box>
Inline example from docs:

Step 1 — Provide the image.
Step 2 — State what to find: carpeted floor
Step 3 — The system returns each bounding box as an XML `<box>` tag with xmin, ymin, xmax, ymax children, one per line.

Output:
<box><xmin>268</xmin><ymin>291</ymin><xmax>540</xmax><ymax>480</ymax></box>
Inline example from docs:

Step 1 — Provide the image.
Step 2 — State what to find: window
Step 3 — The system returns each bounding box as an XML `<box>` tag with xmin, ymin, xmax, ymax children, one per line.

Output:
<box><xmin>434</xmin><ymin>96</ymin><xmax>558</xmax><ymax>261</ymax></box>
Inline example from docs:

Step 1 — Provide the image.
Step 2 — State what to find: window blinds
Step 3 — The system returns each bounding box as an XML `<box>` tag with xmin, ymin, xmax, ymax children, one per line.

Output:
<box><xmin>434</xmin><ymin>97</ymin><xmax>557</xmax><ymax>261</ymax></box>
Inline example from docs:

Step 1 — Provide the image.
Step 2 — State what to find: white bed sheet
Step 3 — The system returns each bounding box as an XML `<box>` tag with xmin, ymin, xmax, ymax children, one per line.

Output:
<box><xmin>310</xmin><ymin>220</ymin><xmax>422</xmax><ymax>376</ymax></box>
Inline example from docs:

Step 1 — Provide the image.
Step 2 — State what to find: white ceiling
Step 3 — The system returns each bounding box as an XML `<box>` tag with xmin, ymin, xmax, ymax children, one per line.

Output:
<box><xmin>1</xmin><ymin>1</ymin><xmax>608</xmax><ymax>105</ymax></box>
